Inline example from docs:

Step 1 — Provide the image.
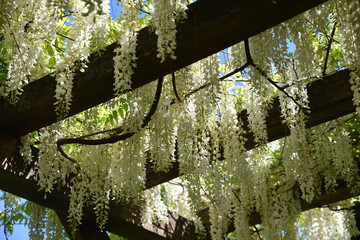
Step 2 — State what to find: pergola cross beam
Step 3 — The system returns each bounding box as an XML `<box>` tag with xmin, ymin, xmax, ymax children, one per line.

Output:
<box><xmin>0</xmin><ymin>69</ymin><xmax>357</xmax><ymax>239</ymax></box>
<box><xmin>2</xmin><ymin>0</ymin><xmax>359</xmax><ymax>239</ymax></box>
<box><xmin>0</xmin><ymin>0</ymin><xmax>327</xmax><ymax>137</ymax></box>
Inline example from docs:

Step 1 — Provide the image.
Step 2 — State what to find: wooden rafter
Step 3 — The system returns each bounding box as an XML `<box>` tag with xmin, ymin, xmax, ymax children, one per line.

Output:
<box><xmin>146</xmin><ymin>69</ymin><xmax>355</xmax><ymax>189</ymax></box>
<box><xmin>198</xmin><ymin>179</ymin><xmax>356</xmax><ymax>235</ymax></box>
<box><xmin>0</xmin><ymin>0</ymin><xmax>327</xmax><ymax>137</ymax></box>
<box><xmin>0</xmin><ymin>131</ymin><xmax>200</xmax><ymax>240</ymax></box>
<box><xmin>0</xmin><ymin>69</ymin><xmax>358</xmax><ymax>239</ymax></box>
<box><xmin>0</xmin><ymin>0</ymin><xmax>332</xmax><ymax>191</ymax></box>
<box><xmin>2</xmin><ymin>0</ymin><xmax>358</xmax><ymax>239</ymax></box>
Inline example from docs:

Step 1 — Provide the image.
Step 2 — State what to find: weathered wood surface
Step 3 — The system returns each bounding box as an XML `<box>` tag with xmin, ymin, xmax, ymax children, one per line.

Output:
<box><xmin>2</xmin><ymin>0</ymin><xmax>358</xmax><ymax>239</ymax></box>
<box><xmin>0</xmin><ymin>0</ymin><xmax>327</xmax><ymax>137</ymax></box>
<box><xmin>0</xmin><ymin>131</ymin><xmax>200</xmax><ymax>240</ymax></box>
<box><xmin>198</xmin><ymin>180</ymin><xmax>356</xmax><ymax>235</ymax></box>
<box><xmin>0</xmin><ymin>69</ymin><xmax>357</xmax><ymax>239</ymax></box>
<box><xmin>146</xmin><ymin>69</ymin><xmax>355</xmax><ymax>189</ymax></box>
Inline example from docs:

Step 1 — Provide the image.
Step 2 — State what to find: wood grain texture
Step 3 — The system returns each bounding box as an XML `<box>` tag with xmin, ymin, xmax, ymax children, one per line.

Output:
<box><xmin>0</xmin><ymin>69</ymin><xmax>357</xmax><ymax>239</ymax></box>
<box><xmin>146</xmin><ymin>69</ymin><xmax>355</xmax><ymax>189</ymax></box>
<box><xmin>0</xmin><ymin>0</ymin><xmax>327</xmax><ymax>137</ymax></box>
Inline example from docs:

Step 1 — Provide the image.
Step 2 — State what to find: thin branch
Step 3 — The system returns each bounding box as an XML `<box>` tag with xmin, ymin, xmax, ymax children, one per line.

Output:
<box><xmin>282</xmin><ymin>75</ymin><xmax>322</xmax><ymax>89</ymax></box>
<box><xmin>169</xmin><ymin>40</ymin><xmax>253</xmax><ymax>105</ymax></box>
<box><xmin>70</xmin><ymin>126</ymin><xmax>125</xmax><ymax>141</ymax></box>
<box><xmin>322</xmin><ymin>22</ymin><xmax>337</xmax><ymax>77</ymax></box>
<box><xmin>251</xmin><ymin>62</ymin><xmax>310</xmax><ymax>113</ymax></box>
<box><xmin>244</xmin><ymin>39</ymin><xmax>254</xmax><ymax>65</ymax></box>
<box><xmin>168</xmin><ymin>181</ymin><xmax>185</xmax><ymax>195</ymax></box>
<box><xmin>5</xmin><ymin>18</ymin><xmax>21</xmax><ymax>53</ymax></box>
<box><xmin>179</xmin><ymin>61</ymin><xmax>250</xmax><ymax>103</ymax></box>
<box><xmin>56</xmin><ymin>32</ymin><xmax>75</xmax><ymax>41</ymax></box>
<box><xmin>231</xmin><ymin>189</ymin><xmax>242</xmax><ymax>203</ymax></box>
<box><xmin>243</xmin><ymin>39</ymin><xmax>310</xmax><ymax>114</ymax></box>
<box><xmin>183</xmin><ymin>82</ymin><xmax>210</xmax><ymax>100</ymax></box>
<box><xmin>141</xmin><ymin>77</ymin><xmax>163</xmax><ymax>127</ymax></box>
<box><xmin>59</xmin><ymin>12</ymin><xmax>73</xmax><ymax>20</ymax></box>
<box><xmin>172</xmin><ymin>72</ymin><xmax>182</xmax><ymax>102</ymax></box>
<box><xmin>57</xmin><ymin>145</ymin><xmax>77</xmax><ymax>163</ymax></box>
<box><xmin>57</xmin><ymin>77</ymin><xmax>164</xmax><ymax>160</ymax></box>
<box><xmin>44</xmin><ymin>39</ymin><xmax>65</xmax><ymax>52</ymax></box>
<box><xmin>291</xmin><ymin>57</ymin><xmax>299</xmax><ymax>80</ymax></box>
<box><xmin>176</xmin><ymin>40</ymin><xmax>253</xmax><ymax>103</ymax></box>
<box><xmin>137</xmin><ymin>7</ymin><xmax>152</xmax><ymax>15</ymax></box>
<box><xmin>168</xmin><ymin>181</ymin><xmax>184</xmax><ymax>187</ymax></box>
<box><xmin>219</xmin><ymin>62</ymin><xmax>250</xmax><ymax>81</ymax></box>
<box><xmin>138</xmin><ymin>0</ymin><xmax>152</xmax><ymax>15</ymax></box>
<box><xmin>222</xmin><ymin>79</ymin><xmax>248</xmax><ymax>82</ymax></box>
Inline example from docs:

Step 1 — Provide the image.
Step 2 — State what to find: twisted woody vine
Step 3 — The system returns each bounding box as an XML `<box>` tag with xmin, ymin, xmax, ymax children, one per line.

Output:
<box><xmin>1</xmin><ymin>0</ymin><xmax>360</xmax><ymax>239</ymax></box>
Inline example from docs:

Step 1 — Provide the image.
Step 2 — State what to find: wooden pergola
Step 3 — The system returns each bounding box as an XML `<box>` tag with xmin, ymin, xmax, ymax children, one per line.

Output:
<box><xmin>0</xmin><ymin>0</ymin><xmax>358</xmax><ymax>239</ymax></box>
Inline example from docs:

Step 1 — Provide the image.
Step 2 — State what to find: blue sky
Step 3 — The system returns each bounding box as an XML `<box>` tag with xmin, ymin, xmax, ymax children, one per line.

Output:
<box><xmin>0</xmin><ymin>223</ymin><xmax>29</xmax><ymax>240</ymax></box>
<box><xmin>0</xmin><ymin>197</ymin><xmax>29</xmax><ymax>240</ymax></box>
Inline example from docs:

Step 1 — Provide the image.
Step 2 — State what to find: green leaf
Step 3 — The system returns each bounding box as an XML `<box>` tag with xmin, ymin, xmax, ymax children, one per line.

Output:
<box><xmin>47</xmin><ymin>44</ymin><xmax>54</xmax><ymax>57</ymax></box>
<box><xmin>113</xmin><ymin>110</ymin><xmax>118</xmax><ymax>122</ymax></box>
<box><xmin>54</xmin><ymin>38</ymin><xmax>64</xmax><ymax>53</ymax></box>
<box><xmin>49</xmin><ymin>57</ymin><xmax>56</xmax><ymax>69</ymax></box>
<box><xmin>123</xmin><ymin>103</ymin><xmax>129</xmax><ymax>112</ymax></box>
<box><xmin>31</xmin><ymin>130</ymin><xmax>39</xmax><ymax>139</ymax></box>
<box><xmin>119</xmin><ymin>108</ymin><xmax>124</xmax><ymax>119</ymax></box>
<box><xmin>109</xmin><ymin>114</ymin><xmax>114</xmax><ymax>126</ymax></box>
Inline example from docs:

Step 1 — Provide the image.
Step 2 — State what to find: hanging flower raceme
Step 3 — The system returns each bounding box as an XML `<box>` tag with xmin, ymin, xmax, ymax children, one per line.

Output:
<box><xmin>54</xmin><ymin>0</ymin><xmax>110</xmax><ymax>118</ymax></box>
<box><xmin>6</xmin><ymin>0</ymin><xmax>360</xmax><ymax>239</ymax></box>
<box><xmin>152</xmin><ymin>0</ymin><xmax>188</xmax><ymax>62</ymax></box>
<box><xmin>148</xmin><ymin>76</ymin><xmax>176</xmax><ymax>172</ymax></box>
<box><xmin>113</xmin><ymin>0</ymin><xmax>140</xmax><ymax>95</ymax></box>
<box><xmin>1</xmin><ymin>0</ymin><xmax>59</xmax><ymax>103</ymax></box>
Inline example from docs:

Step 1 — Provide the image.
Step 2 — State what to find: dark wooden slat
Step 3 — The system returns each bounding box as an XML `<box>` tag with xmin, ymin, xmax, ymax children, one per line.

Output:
<box><xmin>0</xmin><ymin>0</ymin><xmax>327</xmax><ymax>137</ymax></box>
<box><xmin>56</xmin><ymin>211</ymin><xmax>110</xmax><ymax>240</ymax></box>
<box><xmin>0</xmin><ymin>132</ymin><xmax>358</xmax><ymax>239</ymax></box>
<box><xmin>198</xmin><ymin>180</ymin><xmax>356</xmax><ymax>235</ymax></box>
<box><xmin>146</xmin><ymin>69</ymin><xmax>355</xmax><ymax>189</ymax></box>
<box><xmin>0</xmin><ymin>69</ymin><xmax>356</xmax><ymax>239</ymax></box>
<box><xmin>0</xmin><ymin>132</ymin><xmax>198</xmax><ymax>240</ymax></box>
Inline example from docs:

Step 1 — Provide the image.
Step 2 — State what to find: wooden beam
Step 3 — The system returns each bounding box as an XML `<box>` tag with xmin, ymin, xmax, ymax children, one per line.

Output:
<box><xmin>0</xmin><ymin>135</ymin><xmax>359</xmax><ymax>240</ymax></box>
<box><xmin>2</xmin><ymin>69</ymin><xmax>353</xmax><ymax>193</ymax></box>
<box><xmin>0</xmin><ymin>132</ymin><xmax>200</xmax><ymax>240</ymax></box>
<box><xmin>145</xmin><ymin>69</ymin><xmax>355</xmax><ymax>189</ymax></box>
<box><xmin>0</xmin><ymin>0</ymin><xmax>327</xmax><ymax>137</ymax></box>
<box><xmin>198</xmin><ymin>180</ymin><xmax>357</xmax><ymax>235</ymax></box>
<box><xmin>56</xmin><ymin>211</ymin><xmax>110</xmax><ymax>240</ymax></box>
<box><xmin>0</xmin><ymin>69</ymin><xmax>357</xmax><ymax>239</ymax></box>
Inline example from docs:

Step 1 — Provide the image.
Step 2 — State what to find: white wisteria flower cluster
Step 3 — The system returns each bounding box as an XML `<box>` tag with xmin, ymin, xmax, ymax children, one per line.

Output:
<box><xmin>4</xmin><ymin>0</ymin><xmax>360</xmax><ymax>239</ymax></box>
<box><xmin>1</xmin><ymin>0</ymin><xmax>58</xmax><ymax>103</ymax></box>
<box><xmin>54</xmin><ymin>0</ymin><xmax>110</xmax><ymax>118</ymax></box>
<box><xmin>113</xmin><ymin>0</ymin><xmax>140</xmax><ymax>94</ymax></box>
<box><xmin>152</xmin><ymin>0</ymin><xmax>188</xmax><ymax>62</ymax></box>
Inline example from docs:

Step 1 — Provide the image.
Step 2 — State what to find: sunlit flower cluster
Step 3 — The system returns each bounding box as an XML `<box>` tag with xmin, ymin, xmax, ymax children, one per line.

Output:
<box><xmin>5</xmin><ymin>0</ymin><xmax>360</xmax><ymax>239</ymax></box>
<box><xmin>0</xmin><ymin>0</ymin><xmax>58</xmax><ymax>103</ymax></box>
<box><xmin>152</xmin><ymin>0</ymin><xmax>188</xmax><ymax>62</ymax></box>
